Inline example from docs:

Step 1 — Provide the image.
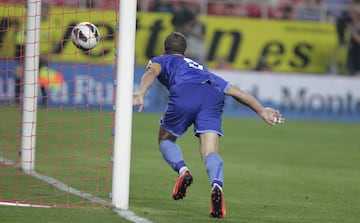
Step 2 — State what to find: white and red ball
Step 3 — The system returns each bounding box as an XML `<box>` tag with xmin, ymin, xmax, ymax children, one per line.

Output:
<box><xmin>71</xmin><ymin>22</ymin><xmax>100</xmax><ymax>50</ymax></box>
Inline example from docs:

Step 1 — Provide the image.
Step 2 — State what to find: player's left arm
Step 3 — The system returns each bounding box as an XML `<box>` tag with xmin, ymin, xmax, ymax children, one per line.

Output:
<box><xmin>225</xmin><ymin>84</ymin><xmax>285</xmax><ymax>125</ymax></box>
<box><xmin>133</xmin><ymin>64</ymin><xmax>160</xmax><ymax>112</ymax></box>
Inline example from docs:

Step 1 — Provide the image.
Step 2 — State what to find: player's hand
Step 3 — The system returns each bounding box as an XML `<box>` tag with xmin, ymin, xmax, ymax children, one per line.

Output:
<box><xmin>258</xmin><ymin>107</ymin><xmax>285</xmax><ymax>126</ymax></box>
<box><xmin>133</xmin><ymin>91</ymin><xmax>144</xmax><ymax>112</ymax></box>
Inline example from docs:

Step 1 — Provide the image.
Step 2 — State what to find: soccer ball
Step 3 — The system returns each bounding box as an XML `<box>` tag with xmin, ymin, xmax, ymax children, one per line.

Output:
<box><xmin>71</xmin><ymin>22</ymin><xmax>100</xmax><ymax>50</ymax></box>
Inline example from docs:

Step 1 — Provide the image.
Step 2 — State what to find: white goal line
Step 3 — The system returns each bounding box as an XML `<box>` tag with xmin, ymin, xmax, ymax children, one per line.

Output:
<box><xmin>0</xmin><ymin>156</ymin><xmax>108</xmax><ymax>206</ymax></box>
<box><xmin>0</xmin><ymin>156</ymin><xmax>153</xmax><ymax>223</ymax></box>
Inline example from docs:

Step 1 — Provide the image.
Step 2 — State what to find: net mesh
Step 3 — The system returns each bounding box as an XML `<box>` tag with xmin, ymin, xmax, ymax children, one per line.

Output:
<box><xmin>0</xmin><ymin>0</ymin><xmax>119</xmax><ymax>208</ymax></box>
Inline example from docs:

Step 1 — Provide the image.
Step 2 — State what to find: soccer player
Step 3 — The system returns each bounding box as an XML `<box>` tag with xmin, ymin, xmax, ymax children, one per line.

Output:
<box><xmin>132</xmin><ymin>32</ymin><xmax>285</xmax><ymax>218</ymax></box>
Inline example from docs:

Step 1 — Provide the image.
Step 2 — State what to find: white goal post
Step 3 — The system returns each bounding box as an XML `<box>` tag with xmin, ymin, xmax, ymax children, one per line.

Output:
<box><xmin>20</xmin><ymin>0</ymin><xmax>41</xmax><ymax>173</ymax></box>
<box><xmin>111</xmin><ymin>0</ymin><xmax>137</xmax><ymax>210</ymax></box>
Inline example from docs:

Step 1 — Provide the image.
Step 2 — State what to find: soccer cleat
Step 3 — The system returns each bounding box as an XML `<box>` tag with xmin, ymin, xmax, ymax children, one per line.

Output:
<box><xmin>210</xmin><ymin>185</ymin><xmax>226</xmax><ymax>218</ymax></box>
<box><xmin>172</xmin><ymin>171</ymin><xmax>193</xmax><ymax>200</ymax></box>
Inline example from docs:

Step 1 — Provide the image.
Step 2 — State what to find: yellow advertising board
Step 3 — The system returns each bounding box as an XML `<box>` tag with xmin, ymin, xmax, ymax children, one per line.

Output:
<box><xmin>203</xmin><ymin>17</ymin><xmax>339</xmax><ymax>73</ymax></box>
<box><xmin>0</xmin><ymin>5</ymin><xmax>343</xmax><ymax>74</ymax></box>
<box><xmin>135</xmin><ymin>13</ymin><xmax>341</xmax><ymax>74</ymax></box>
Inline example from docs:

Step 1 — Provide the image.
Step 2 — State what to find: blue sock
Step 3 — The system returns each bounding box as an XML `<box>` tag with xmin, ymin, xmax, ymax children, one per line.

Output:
<box><xmin>205</xmin><ymin>153</ymin><xmax>224</xmax><ymax>188</ymax></box>
<box><xmin>159</xmin><ymin>139</ymin><xmax>186</xmax><ymax>173</ymax></box>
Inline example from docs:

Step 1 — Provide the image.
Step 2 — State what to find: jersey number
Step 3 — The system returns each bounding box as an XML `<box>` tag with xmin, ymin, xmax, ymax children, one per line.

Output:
<box><xmin>184</xmin><ymin>58</ymin><xmax>204</xmax><ymax>70</ymax></box>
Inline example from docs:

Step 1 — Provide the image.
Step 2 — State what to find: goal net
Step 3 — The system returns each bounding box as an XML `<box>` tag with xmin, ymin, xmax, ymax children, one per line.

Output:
<box><xmin>0</xmin><ymin>0</ymin><xmax>120</xmax><ymax>208</ymax></box>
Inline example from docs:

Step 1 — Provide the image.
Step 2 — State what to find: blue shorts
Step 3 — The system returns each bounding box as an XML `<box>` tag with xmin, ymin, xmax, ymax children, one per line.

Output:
<box><xmin>160</xmin><ymin>82</ymin><xmax>225</xmax><ymax>137</ymax></box>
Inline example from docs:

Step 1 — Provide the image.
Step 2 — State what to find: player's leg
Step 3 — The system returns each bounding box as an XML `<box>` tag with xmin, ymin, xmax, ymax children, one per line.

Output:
<box><xmin>195</xmin><ymin>83</ymin><xmax>225</xmax><ymax>190</ymax></box>
<box><xmin>40</xmin><ymin>86</ymin><xmax>47</xmax><ymax>106</ymax></box>
<box><xmin>158</xmin><ymin>126</ymin><xmax>193</xmax><ymax>200</ymax></box>
<box><xmin>199</xmin><ymin>132</ymin><xmax>223</xmax><ymax>188</ymax></box>
<box><xmin>158</xmin><ymin>126</ymin><xmax>188</xmax><ymax>175</ymax></box>
<box><xmin>199</xmin><ymin>133</ymin><xmax>226</xmax><ymax>218</ymax></box>
<box><xmin>158</xmin><ymin>83</ymin><xmax>200</xmax><ymax>175</ymax></box>
<box><xmin>160</xmin><ymin>83</ymin><xmax>212</xmax><ymax>200</ymax></box>
<box><xmin>194</xmin><ymin>82</ymin><xmax>226</xmax><ymax>218</ymax></box>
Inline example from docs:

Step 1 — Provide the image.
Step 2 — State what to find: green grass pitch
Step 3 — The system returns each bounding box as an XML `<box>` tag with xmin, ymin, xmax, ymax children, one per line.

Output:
<box><xmin>1</xmin><ymin>108</ymin><xmax>360</xmax><ymax>223</ymax></box>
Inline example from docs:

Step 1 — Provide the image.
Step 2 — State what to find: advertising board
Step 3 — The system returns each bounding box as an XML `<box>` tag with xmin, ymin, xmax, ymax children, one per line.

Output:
<box><xmin>1</xmin><ymin>60</ymin><xmax>358</xmax><ymax>122</ymax></box>
<box><xmin>0</xmin><ymin>5</ymin><xmax>344</xmax><ymax>74</ymax></box>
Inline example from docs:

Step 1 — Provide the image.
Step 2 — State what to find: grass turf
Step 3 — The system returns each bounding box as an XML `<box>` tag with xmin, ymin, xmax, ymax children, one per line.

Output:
<box><xmin>130</xmin><ymin>113</ymin><xmax>360</xmax><ymax>223</ymax></box>
<box><xmin>1</xmin><ymin>107</ymin><xmax>360</xmax><ymax>223</ymax></box>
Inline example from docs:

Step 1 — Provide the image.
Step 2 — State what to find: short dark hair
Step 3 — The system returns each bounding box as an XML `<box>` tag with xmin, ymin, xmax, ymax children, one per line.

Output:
<box><xmin>164</xmin><ymin>32</ymin><xmax>187</xmax><ymax>55</ymax></box>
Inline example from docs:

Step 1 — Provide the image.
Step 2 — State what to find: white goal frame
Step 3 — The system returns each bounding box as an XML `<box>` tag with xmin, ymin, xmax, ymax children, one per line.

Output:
<box><xmin>111</xmin><ymin>0</ymin><xmax>137</xmax><ymax>210</ymax></box>
<box><xmin>20</xmin><ymin>0</ymin><xmax>40</xmax><ymax>173</ymax></box>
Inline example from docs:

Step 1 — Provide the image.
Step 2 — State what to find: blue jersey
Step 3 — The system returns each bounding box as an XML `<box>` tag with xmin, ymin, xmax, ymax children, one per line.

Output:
<box><xmin>147</xmin><ymin>54</ymin><xmax>230</xmax><ymax>137</ymax></box>
<box><xmin>147</xmin><ymin>54</ymin><xmax>230</xmax><ymax>93</ymax></box>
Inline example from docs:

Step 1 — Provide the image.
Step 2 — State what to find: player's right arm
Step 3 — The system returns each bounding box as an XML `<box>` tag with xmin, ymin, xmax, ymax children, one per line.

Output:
<box><xmin>133</xmin><ymin>63</ymin><xmax>161</xmax><ymax>112</ymax></box>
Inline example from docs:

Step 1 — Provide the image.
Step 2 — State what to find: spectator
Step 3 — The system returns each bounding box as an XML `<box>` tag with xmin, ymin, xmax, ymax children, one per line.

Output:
<box><xmin>14</xmin><ymin>64</ymin><xmax>23</xmax><ymax>104</ymax></box>
<box><xmin>172</xmin><ymin>8</ymin><xmax>193</xmax><ymax>32</ymax></box>
<box><xmin>187</xmin><ymin>9</ymin><xmax>207</xmax><ymax>64</ymax></box>
<box><xmin>214</xmin><ymin>56</ymin><xmax>233</xmax><ymax>70</ymax></box>
<box><xmin>254</xmin><ymin>55</ymin><xmax>271</xmax><ymax>72</ymax></box>
<box><xmin>347</xmin><ymin>10</ymin><xmax>360</xmax><ymax>75</ymax></box>
<box><xmin>13</xmin><ymin>55</ymin><xmax>51</xmax><ymax>106</ymax></box>
<box><xmin>85</xmin><ymin>0</ymin><xmax>94</xmax><ymax>8</ymax></box>
<box><xmin>38</xmin><ymin>56</ymin><xmax>49</xmax><ymax>106</ymax></box>
<box><xmin>153</xmin><ymin>0</ymin><xmax>174</xmax><ymax>13</ymax></box>
<box><xmin>279</xmin><ymin>2</ymin><xmax>294</xmax><ymax>20</ymax></box>
<box><xmin>293</xmin><ymin>0</ymin><xmax>322</xmax><ymax>21</ymax></box>
<box><xmin>321</xmin><ymin>0</ymin><xmax>350</xmax><ymax>74</ymax></box>
<box><xmin>172</xmin><ymin>8</ymin><xmax>207</xmax><ymax>64</ymax></box>
<box><xmin>13</xmin><ymin>2</ymin><xmax>55</xmax><ymax>105</ymax></box>
<box><xmin>322</xmin><ymin>0</ymin><xmax>350</xmax><ymax>45</ymax></box>
<box><xmin>14</xmin><ymin>20</ymin><xmax>25</xmax><ymax>104</ymax></box>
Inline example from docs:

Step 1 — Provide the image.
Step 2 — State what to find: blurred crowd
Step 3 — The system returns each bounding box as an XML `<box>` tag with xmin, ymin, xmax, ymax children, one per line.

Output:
<box><xmin>1</xmin><ymin>0</ymin><xmax>358</xmax><ymax>21</ymax></box>
<box><xmin>2</xmin><ymin>0</ymin><xmax>357</xmax><ymax>22</ymax></box>
<box><xmin>2</xmin><ymin>0</ymin><xmax>359</xmax><ymax>21</ymax></box>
